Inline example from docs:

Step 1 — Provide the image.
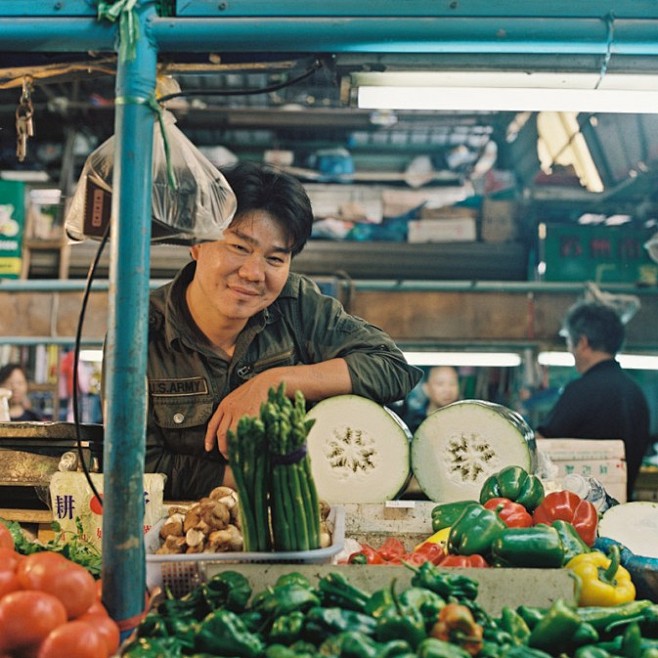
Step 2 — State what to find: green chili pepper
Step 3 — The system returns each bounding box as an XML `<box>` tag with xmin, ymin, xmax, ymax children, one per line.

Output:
<box><xmin>376</xmin><ymin>583</ymin><xmax>426</xmax><ymax>650</ymax></box>
<box><xmin>269</xmin><ymin>610</ymin><xmax>305</xmax><ymax>645</ymax></box>
<box><xmin>577</xmin><ymin>600</ymin><xmax>654</xmax><ymax>633</ymax></box>
<box><xmin>203</xmin><ymin>569</ymin><xmax>253</xmax><ymax>612</ymax></box>
<box><xmin>528</xmin><ymin>599</ymin><xmax>583</xmax><ymax>655</ymax></box>
<box><xmin>317</xmin><ymin>571</ymin><xmax>371</xmax><ymax>613</ymax></box>
<box><xmin>304</xmin><ymin>606</ymin><xmax>378</xmax><ymax>642</ymax></box>
<box><xmin>552</xmin><ymin>519</ymin><xmax>590</xmax><ymax>565</ymax></box>
<box><xmin>365</xmin><ymin>588</ymin><xmax>395</xmax><ymax>619</ymax></box>
<box><xmin>502</xmin><ymin>647</ymin><xmax>553</xmax><ymax>658</ymax></box>
<box><xmin>274</xmin><ymin>572</ymin><xmax>313</xmax><ymax>589</ymax></box>
<box><xmin>408</xmin><ymin>560</ymin><xmax>479</xmax><ymax>601</ymax></box>
<box><xmin>479</xmin><ymin>465</ymin><xmax>545</xmax><ymax>511</ymax></box>
<box><xmin>490</xmin><ymin>525</ymin><xmax>565</xmax><ymax>568</ymax></box>
<box><xmin>499</xmin><ymin>606</ymin><xmax>531</xmax><ymax>645</ymax></box>
<box><xmin>252</xmin><ymin>582</ymin><xmax>321</xmax><ymax>618</ymax></box>
<box><xmin>122</xmin><ymin>636</ymin><xmax>186</xmax><ymax>657</ymax></box>
<box><xmin>399</xmin><ymin>587</ymin><xmax>445</xmax><ymax>632</ymax></box>
<box><xmin>431</xmin><ymin>501</ymin><xmax>480</xmax><ymax>532</ymax></box>
<box><xmin>416</xmin><ymin>637</ymin><xmax>471</xmax><ymax>658</ymax></box>
<box><xmin>516</xmin><ymin>605</ymin><xmax>546</xmax><ymax>631</ymax></box>
<box><xmin>571</xmin><ymin>622</ymin><xmax>600</xmax><ymax>649</ymax></box>
<box><xmin>195</xmin><ymin>608</ymin><xmax>265</xmax><ymax>657</ymax></box>
<box><xmin>448</xmin><ymin>504</ymin><xmax>507</xmax><ymax>557</ymax></box>
<box><xmin>622</xmin><ymin>622</ymin><xmax>644</xmax><ymax>658</ymax></box>
<box><xmin>574</xmin><ymin>647</ymin><xmax>613</xmax><ymax>658</ymax></box>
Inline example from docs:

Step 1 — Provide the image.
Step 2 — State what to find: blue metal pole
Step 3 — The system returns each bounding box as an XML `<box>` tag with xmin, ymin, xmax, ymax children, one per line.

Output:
<box><xmin>101</xmin><ymin>0</ymin><xmax>157</xmax><ymax>634</ymax></box>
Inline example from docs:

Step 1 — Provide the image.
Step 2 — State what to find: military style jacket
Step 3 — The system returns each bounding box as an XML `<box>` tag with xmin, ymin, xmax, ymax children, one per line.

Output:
<box><xmin>147</xmin><ymin>262</ymin><xmax>422</xmax><ymax>499</ymax></box>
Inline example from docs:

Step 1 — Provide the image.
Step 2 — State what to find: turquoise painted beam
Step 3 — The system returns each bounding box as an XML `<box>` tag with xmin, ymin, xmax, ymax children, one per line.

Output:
<box><xmin>0</xmin><ymin>13</ymin><xmax>657</xmax><ymax>56</ymax></box>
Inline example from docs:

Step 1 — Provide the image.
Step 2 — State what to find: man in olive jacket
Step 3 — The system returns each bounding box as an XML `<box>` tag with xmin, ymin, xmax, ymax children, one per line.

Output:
<box><xmin>146</xmin><ymin>162</ymin><xmax>421</xmax><ymax>500</ymax></box>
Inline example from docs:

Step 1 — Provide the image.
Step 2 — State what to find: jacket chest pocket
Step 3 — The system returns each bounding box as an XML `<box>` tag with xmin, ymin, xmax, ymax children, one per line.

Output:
<box><xmin>244</xmin><ymin>347</ymin><xmax>297</xmax><ymax>378</ymax></box>
<box><xmin>152</xmin><ymin>396</ymin><xmax>214</xmax><ymax>431</ymax></box>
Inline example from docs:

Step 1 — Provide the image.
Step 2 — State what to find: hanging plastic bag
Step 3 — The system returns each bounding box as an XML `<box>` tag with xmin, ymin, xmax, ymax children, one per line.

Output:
<box><xmin>64</xmin><ymin>110</ymin><xmax>237</xmax><ymax>245</ymax></box>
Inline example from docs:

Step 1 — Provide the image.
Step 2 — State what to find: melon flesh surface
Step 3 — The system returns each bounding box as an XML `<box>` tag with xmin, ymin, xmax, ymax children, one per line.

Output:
<box><xmin>305</xmin><ymin>395</ymin><xmax>411</xmax><ymax>504</ymax></box>
<box><xmin>411</xmin><ymin>400</ymin><xmax>534</xmax><ymax>503</ymax></box>
<box><xmin>598</xmin><ymin>501</ymin><xmax>658</xmax><ymax>558</ymax></box>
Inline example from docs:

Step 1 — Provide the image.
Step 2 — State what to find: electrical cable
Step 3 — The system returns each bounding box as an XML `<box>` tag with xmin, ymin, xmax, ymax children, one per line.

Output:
<box><xmin>72</xmin><ymin>222</ymin><xmax>110</xmax><ymax>507</ymax></box>
<box><xmin>155</xmin><ymin>58</ymin><xmax>324</xmax><ymax>103</ymax></box>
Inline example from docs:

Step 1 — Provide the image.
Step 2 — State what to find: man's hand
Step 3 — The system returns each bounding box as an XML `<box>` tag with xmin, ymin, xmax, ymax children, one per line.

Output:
<box><xmin>203</xmin><ymin>371</ymin><xmax>280</xmax><ymax>458</ymax></box>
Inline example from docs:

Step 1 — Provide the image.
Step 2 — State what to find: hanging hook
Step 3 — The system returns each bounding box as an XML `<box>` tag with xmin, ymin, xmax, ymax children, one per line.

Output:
<box><xmin>15</xmin><ymin>76</ymin><xmax>35</xmax><ymax>162</ymax></box>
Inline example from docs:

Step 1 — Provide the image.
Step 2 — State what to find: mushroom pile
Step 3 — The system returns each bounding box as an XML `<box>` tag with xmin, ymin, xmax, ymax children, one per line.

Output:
<box><xmin>156</xmin><ymin>486</ymin><xmax>243</xmax><ymax>555</ymax></box>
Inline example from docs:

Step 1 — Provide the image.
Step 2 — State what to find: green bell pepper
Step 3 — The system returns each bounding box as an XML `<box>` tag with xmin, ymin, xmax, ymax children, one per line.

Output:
<box><xmin>552</xmin><ymin>519</ymin><xmax>590</xmax><ymax>565</ymax></box>
<box><xmin>202</xmin><ymin>569</ymin><xmax>253</xmax><ymax>612</ymax></box>
<box><xmin>431</xmin><ymin>501</ymin><xmax>480</xmax><ymax>532</ymax></box>
<box><xmin>321</xmin><ymin>631</ymin><xmax>411</xmax><ymax>658</ymax></box>
<box><xmin>574</xmin><ymin>647</ymin><xmax>613</xmax><ymax>658</ymax></box>
<box><xmin>502</xmin><ymin>647</ymin><xmax>553</xmax><ymax>658</ymax></box>
<box><xmin>416</xmin><ymin>637</ymin><xmax>471</xmax><ymax>658</ymax></box>
<box><xmin>490</xmin><ymin>525</ymin><xmax>565</xmax><ymax>568</ymax></box>
<box><xmin>195</xmin><ymin>608</ymin><xmax>265</xmax><ymax>657</ymax></box>
<box><xmin>447</xmin><ymin>504</ymin><xmax>507</xmax><ymax>557</ymax></box>
<box><xmin>479</xmin><ymin>465</ymin><xmax>545</xmax><ymax>512</ymax></box>
<box><xmin>408</xmin><ymin>561</ymin><xmax>479</xmax><ymax>601</ymax></box>
<box><xmin>269</xmin><ymin>610</ymin><xmax>305</xmax><ymax>645</ymax></box>
<box><xmin>317</xmin><ymin>571</ymin><xmax>371</xmax><ymax>613</ymax></box>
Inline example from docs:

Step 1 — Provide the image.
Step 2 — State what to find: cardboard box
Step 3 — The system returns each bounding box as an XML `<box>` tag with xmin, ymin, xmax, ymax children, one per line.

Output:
<box><xmin>481</xmin><ymin>198</ymin><xmax>519</xmax><ymax>243</ymax></box>
<box><xmin>49</xmin><ymin>472</ymin><xmax>165</xmax><ymax>550</ymax></box>
<box><xmin>537</xmin><ymin>439</ymin><xmax>627</xmax><ymax>502</ymax></box>
<box><xmin>407</xmin><ymin>217</ymin><xmax>477</xmax><ymax>243</ymax></box>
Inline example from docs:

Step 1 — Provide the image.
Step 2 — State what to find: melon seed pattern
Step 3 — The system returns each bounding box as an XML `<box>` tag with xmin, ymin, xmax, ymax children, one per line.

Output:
<box><xmin>445</xmin><ymin>431</ymin><xmax>497</xmax><ymax>482</ymax></box>
<box><xmin>325</xmin><ymin>426</ymin><xmax>378</xmax><ymax>477</ymax></box>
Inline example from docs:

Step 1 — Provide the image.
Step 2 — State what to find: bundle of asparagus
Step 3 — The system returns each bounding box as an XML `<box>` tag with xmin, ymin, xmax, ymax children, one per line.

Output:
<box><xmin>227</xmin><ymin>383</ymin><xmax>321</xmax><ymax>552</ymax></box>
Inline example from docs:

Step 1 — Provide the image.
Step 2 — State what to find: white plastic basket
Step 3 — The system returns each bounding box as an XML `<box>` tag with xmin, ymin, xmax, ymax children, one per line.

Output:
<box><xmin>145</xmin><ymin>506</ymin><xmax>345</xmax><ymax>597</ymax></box>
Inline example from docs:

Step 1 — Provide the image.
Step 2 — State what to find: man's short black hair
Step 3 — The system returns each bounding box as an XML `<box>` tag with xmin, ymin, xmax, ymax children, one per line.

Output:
<box><xmin>220</xmin><ymin>161</ymin><xmax>313</xmax><ymax>257</ymax></box>
<box><xmin>563</xmin><ymin>301</ymin><xmax>625</xmax><ymax>355</ymax></box>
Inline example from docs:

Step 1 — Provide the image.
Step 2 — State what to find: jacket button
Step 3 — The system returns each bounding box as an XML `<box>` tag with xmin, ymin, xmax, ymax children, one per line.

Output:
<box><xmin>173</xmin><ymin>413</ymin><xmax>185</xmax><ymax>424</ymax></box>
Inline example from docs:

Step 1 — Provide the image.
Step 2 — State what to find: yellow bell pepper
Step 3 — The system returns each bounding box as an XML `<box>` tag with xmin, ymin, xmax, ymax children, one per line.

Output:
<box><xmin>414</xmin><ymin>526</ymin><xmax>451</xmax><ymax>552</ymax></box>
<box><xmin>566</xmin><ymin>543</ymin><xmax>635</xmax><ymax>606</ymax></box>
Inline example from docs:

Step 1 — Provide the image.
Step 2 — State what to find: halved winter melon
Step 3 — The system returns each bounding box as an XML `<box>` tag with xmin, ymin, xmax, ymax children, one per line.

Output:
<box><xmin>411</xmin><ymin>400</ymin><xmax>536</xmax><ymax>502</ymax></box>
<box><xmin>305</xmin><ymin>395</ymin><xmax>411</xmax><ymax>504</ymax></box>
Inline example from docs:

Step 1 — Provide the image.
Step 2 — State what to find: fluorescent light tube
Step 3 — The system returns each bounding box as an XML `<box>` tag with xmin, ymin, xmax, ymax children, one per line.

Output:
<box><xmin>357</xmin><ymin>86</ymin><xmax>658</xmax><ymax>113</ymax></box>
<box><xmin>404</xmin><ymin>352</ymin><xmax>522</xmax><ymax>367</ymax></box>
<box><xmin>538</xmin><ymin>352</ymin><xmax>658</xmax><ymax>370</ymax></box>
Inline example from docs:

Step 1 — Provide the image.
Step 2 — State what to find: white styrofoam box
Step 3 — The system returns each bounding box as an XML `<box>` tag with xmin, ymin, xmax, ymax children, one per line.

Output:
<box><xmin>305</xmin><ymin>184</ymin><xmax>383</xmax><ymax>222</ymax></box>
<box><xmin>407</xmin><ymin>217</ymin><xmax>477</xmax><ymax>243</ymax></box>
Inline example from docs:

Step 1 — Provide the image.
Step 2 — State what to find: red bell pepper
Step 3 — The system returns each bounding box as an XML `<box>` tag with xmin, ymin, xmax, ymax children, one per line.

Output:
<box><xmin>348</xmin><ymin>543</ymin><xmax>385</xmax><ymax>565</ymax></box>
<box><xmin>377</xmin><ymin>537</ymin><xmax>407</xmax><ymax>562</ymax></box>
<box><xmin>438</xmin><ymin>553</ymin><xmax>489</xmax><ymax>568</ymax></box>
<box><xmin>411</xmin><ymin>541</ymin><xmax>446</xmax><ymax>565</ymax></box>
<box><xmin>532</xmin><ymin>490</ymin><xmax>598</xmax><ymax>546</ymax></box>
<box><xmin>483</xmin><ymin>497</ymin><xmax>533</xmax><ymax>528</ymax></box>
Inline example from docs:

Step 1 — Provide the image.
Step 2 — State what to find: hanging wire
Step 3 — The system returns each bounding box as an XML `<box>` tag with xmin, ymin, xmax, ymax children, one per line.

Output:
<box><xmin>73</xmin><ymin>222</ymin><xmax>111</xmax><ymax>506</ymax></box>
<box><xmin>155</xmin><ymin>58</ymin><xmax>324</xmax><ymax>103</ymax></box>
<box><xmin>595</xmin><ymin>12</ymin><xmax>615</xmax><ymax>90</ymax></box>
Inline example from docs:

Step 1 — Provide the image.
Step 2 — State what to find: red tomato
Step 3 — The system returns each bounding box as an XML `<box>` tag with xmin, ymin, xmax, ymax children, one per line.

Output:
<box><xmin>0</xmin><ymin>524</ymin><xmax>13</xmax><ymax>551</ymax></box>
<box><xmin>76</xmin><ymin>612</ymin><xmax>120</xmax><ymax>655</ymax></box>
<box><xmin>0</xmin><ymin>590</ymin><xmax>67</xmax><ymax>653</ymax></box>
<box><xmin>18</xmin><ymin>552</ymin><xmax>97</xmax><ymax>619</ymax></box>
<box><xmin>0</xmin><ymin>568</ymin><xmax>21</xmax><ymax>599</ymax></box>
<box><xmin>0</xmin><ymin>547</ymin><xmax>24</xmax><ymax>573</ymax></box>
<box><xmin>37</xmin><ymin>620</ymin><xmax>108</xmax><ymax>658</ymax></box>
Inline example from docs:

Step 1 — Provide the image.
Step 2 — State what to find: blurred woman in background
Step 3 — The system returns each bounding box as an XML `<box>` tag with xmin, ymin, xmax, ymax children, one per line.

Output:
<box><xmin>0</xmin><ymin>363</ymin><xmax>41</xmax><ymax>421</ymax></box>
